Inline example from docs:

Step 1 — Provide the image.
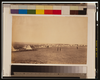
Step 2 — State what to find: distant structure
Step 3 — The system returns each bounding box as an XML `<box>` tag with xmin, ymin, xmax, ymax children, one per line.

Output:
<box><xmin>67</xmin><ymin>44</ymin><xmax>70</xmax><ymax>46</ymax></box>
<box><xmin>30</xmin><ymin>45</ymin><xmax>35</xmax><ymax>50</ymax></box>
<box><xmin>26</xmin><ymin>45</ymin><xmax>32</xmax><ymax>50</ymax></box>
<box><xmin>47</xmin><ymin>46</ymin><xmax>49</xmax><ymax>48</ymax></box>
<box><xmin>23</xmin><ymin>45</ymin><xmax>27</xmax><ymax>49</ymax></box>
<box><xmin>12</xmin><ymin>46</ymin><xmax>17</xmax><ymax>51</ymax></box>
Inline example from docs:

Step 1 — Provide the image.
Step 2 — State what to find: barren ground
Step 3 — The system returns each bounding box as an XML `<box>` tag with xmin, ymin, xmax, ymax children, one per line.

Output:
<box><xmin>12</xmin><ymin>46</ymin><xmax>87</xmax><ymax>64</ymax></box>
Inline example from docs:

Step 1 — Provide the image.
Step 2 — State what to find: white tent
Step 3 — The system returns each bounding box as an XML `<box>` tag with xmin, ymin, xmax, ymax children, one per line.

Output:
<box><xmin>26</xmin><ymin>45</ymin><xmax>32</xmax><ymax>50</ymax></box>
<box><xmin>12</xmin><ymin>46</ymin><xmax>16</xmax><ymax>51</ymax></box>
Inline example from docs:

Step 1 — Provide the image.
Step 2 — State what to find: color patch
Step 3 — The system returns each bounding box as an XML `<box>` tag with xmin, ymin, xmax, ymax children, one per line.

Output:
<box><xmin>62</xmin><ymin>6</ymin><xmax>70</xmax><ymax>15</ymax></box>
<box><xmin>11</xmin><ymin>9</ymin><xmax>19</xmax><ymax>14</ymax></box>
<box><xmin>19</xmin><ymin>9</ymin><xmax>27</xmax><ymax>14</ymax></box>
<box><xmin>27</xmin><ymin>10</ymin><xmax>36</xmax><ymax>14</ymax></box>
<box><xmin>78</xmin><ymin>6</ymin><xmax>87</xmax><ymax>10</ymax></box>
<box><xmin>70</xmin><ymin>10</ymin><xmax>79</xmax><ymax>15</ymax></box>
<box><xmin>36</xmin><ymin>10</ymin><xmax>44</xmax><ymax>14</ymax></box>
<box><xmin>78</xmin><ymin>8</ymin><xmax>87</xmax><ymax>15</ymax></box>
<box><xmin>75</xmin><ymin>10</ymin><xmax>78</xmax><ymax>15</ymax></box>
<box><xmin>11</xmin><ymin>5</ymin><xmax>18</xmax><ymax>9</ymax></box>
<box><xmin>44</xmin><ymin>6</ymin><xmax>53</xmax><ymax>10</ymax></box>
<box><xmin>36</xmin><ymin>5</ymin><xmax>44</xmax><ymax>9</ymax></box>
<box><xmin>53</xmin><ymin>6</ymin><xmax>62</xmax><ymax>10</ymax></box>
<box><xmin>70</xmin><ymin>10</ymin><xmax>75</xmax><ymax>15</ymax></box>
<box><xmin>27</xmin><ymin>5</ymin><xmax>36</xmax><ymax>9</ymax></box>
<box><xmin>10</xmin><ymin>5</ymin><xmax>87</xmax><ymax>15</ymax></box>
<box><xmin>18</xmin><ymin>5</ymin><xmax>27</xmax><ymax>9</ymax></box>
<box><xmin>70</xmin><ymin>6</ymin><xmax>78</xmax><ymax>10</ymax></box>
<box><xmin>78</xmin><ymin>10</ymin><xmax>86</xmax><ymax>15</ymax></box>
<box><xmin>70</xmin><ymin>10</ymin><xmax>78</xmax><ymax>15</ymax></box>
<box><xmin>53</xmin><ymin>10</ymin><xmax>61</xmax><ymax>15</ymax></box>
<box><xmin>44</xmin><ymin>10</ymin><xmax>53</xmax><ymax>14</ymax></box>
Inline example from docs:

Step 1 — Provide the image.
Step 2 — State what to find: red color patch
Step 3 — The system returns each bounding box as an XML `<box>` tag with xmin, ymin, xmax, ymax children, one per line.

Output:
<box><xmin>53</xmin><ymin>10</ymin><xmax>61</xmax><ymax>15</ymax></box>
<box><xmin>44</xmin><ymin>10</ymin><xmax>53</xmax><ymax>14</ymax></box>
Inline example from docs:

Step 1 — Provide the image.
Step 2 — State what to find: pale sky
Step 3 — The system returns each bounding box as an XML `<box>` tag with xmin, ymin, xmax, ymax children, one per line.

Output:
<box><xmin>12</xmin><ymin>16</ymin><xmax>87</xmax><ymax>45</ymax></box>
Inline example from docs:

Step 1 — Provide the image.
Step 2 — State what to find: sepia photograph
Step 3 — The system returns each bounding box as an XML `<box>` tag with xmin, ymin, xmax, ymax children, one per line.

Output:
<box><xmin>12</xmin><ymin>16</ymin><xmax>87</xmax><ymax>64</ymax></box>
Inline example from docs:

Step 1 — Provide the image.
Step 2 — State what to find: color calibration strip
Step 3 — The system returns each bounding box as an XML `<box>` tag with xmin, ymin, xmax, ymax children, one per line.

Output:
<box><xmin>11</xmin><ymin>5</ymin><xmax>87</xmax><ymax>15</ymax></box>
<box><xmin>11</xmin><ymin>65</ymin><xmax>87</xmax><ymax>75</ymax></box>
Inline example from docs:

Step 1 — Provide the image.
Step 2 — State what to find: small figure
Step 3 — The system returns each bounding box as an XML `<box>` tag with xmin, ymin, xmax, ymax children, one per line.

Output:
<box><xmin>57</xmin><ymin>47</ymin><xmax>58</xmax><ymax>51</ymax></box>
<box><xmin>60</xmin><ymin>47</ymin><xmax>61</xmax><ymax>51</ymax></box>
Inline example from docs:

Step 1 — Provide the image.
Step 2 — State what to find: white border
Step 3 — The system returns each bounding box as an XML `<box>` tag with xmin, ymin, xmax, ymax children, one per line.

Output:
<box><xmin>87</xmin><ymin>3</ymin><xmax>95</xmax><ymax>79</ymax></box>
<box><xmin>3</xmin><ymin>3</ymin><xmax>96</xmax><ymax>78</ymax></box>
<box><xmin>3</xmin><ymin>6</ymin><xmax>12</xmax><ymax>76</ymax></box>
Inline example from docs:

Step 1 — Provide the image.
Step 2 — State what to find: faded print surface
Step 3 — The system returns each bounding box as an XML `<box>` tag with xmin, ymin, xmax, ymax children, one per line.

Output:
<box><xmin>12</xmin><ymin>16</ymin><xmax>87</xmax><ymax>64</ymax></box>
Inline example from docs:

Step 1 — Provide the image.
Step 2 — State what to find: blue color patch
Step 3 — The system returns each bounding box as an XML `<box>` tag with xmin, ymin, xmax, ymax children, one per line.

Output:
<box><xmin>18</xmin><ymin>9</ymin><xmax>27</xmax><ymax>14</ymax></box>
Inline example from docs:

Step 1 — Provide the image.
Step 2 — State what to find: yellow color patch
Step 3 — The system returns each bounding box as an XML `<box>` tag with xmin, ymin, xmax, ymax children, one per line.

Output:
<box><xmin>70</xmin><ymin>6</ymin><xmax>78</xmax><ymax>10</ymax></box>
<box><xmin>36</xmin><ymin>10</ymin><xmax>44</xmax><ymax>14</ymax></box>
<box><xmin>36</xmin><ymin>5</ymin><xmax>44</xmax><ymax>9</ymax></box>
<box><xmin>44</xmin><ymin>5</ymin><xmax>53</xmax><ymax>10</ymax></box>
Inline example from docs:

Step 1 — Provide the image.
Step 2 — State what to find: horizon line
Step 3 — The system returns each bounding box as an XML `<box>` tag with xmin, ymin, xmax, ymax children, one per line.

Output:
<box><xmin>12</xmin><ymin>42</ymin><xmax>87</xmax><ymax>45</ymax></box>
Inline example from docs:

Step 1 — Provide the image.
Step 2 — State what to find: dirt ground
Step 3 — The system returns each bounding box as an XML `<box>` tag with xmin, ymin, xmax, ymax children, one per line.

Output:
<box><xmin>12</xmin><ymin>46</ymin><xmax>87</xmax><ymax>64</ymax></box>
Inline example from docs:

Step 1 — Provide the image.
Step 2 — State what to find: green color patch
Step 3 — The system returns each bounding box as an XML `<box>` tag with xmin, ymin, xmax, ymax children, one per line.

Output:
<box><xmin>27</xmin><ymin>10</ymin><xmax>36</xmax><ymax>14</ymax></box>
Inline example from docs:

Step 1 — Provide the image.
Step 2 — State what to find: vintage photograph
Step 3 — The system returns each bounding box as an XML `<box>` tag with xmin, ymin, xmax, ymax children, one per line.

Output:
<box><xmin>12</xmin><ymin>16</ymin><xmax>87</xmax><ymax>64</ymax></box>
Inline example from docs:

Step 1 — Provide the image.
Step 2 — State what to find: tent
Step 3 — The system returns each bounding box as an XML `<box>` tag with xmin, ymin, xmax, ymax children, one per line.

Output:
<box><xmin>23</xmin><ymin>45</ymin><xmax>27</xmax><ymax>49</ymax></box>
<box><xmin>12</xmin><ymin>46</ymin><xmax>17</xmax><ymax>51</ymax></box>
<box><xmin>26</xmin><ymin>45</ymin><xmax>32</xmax><ymax>50</ymax></box>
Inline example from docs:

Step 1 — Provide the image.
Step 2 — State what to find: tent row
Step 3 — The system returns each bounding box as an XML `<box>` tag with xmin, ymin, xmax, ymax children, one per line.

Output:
<box><xmin>12</xmin><ymin>45</ymin><xmax>32</xmax><ymax>51</ymax></box>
